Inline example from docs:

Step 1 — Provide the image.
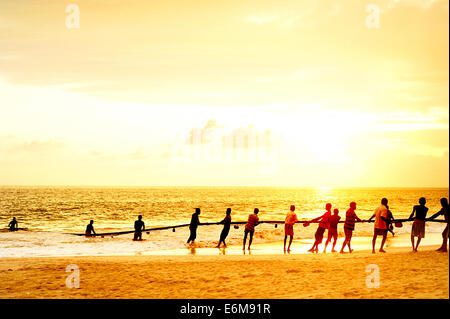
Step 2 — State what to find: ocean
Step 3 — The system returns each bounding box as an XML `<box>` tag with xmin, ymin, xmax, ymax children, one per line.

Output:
<box><xmin>0</xmin><ymin>187</ymin><xmax>448</xmax><ymax>257</ymax></box>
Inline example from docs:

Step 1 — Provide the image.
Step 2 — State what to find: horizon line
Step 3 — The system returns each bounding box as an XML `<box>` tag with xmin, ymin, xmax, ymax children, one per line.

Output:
<box><xmin>0</xmin><ymin>185</ymin><xmax>449</xmax><ymax>189</ymax></box>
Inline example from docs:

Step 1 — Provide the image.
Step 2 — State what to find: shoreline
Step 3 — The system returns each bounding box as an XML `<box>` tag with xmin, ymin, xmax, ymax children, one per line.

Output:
<box><xmin>0</xmin><ymin>244</ymin><xmax>447</xmax><ymax>299</ymax></box>
<box><xmin>0</xmin><ymin>231</ymin><xmax>445</xmax><ymax>259</ymax></box>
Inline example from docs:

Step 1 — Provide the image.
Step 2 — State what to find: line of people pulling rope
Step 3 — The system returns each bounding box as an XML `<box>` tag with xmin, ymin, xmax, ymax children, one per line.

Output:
<box><xmin>85</xmin><ymin>196</ymin><xmax>449</xmax><ymax>254</ymax></box>
<box><xmin>10</xmin><ymin>197</ymin><xmax>447</xmax><ymax>254</ymax></box>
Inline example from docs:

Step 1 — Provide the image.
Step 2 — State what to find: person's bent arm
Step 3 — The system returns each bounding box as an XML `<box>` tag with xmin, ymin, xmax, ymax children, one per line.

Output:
<box><xmin>368</xmin><ymin>214</ymin><xmax>375</xmax><ymax>222</ymax></box>
<box><xmin>409</xmin><ymin>207</ymin><xmax>416</xmax><ymax>220</ymax></box>
<box><xmin>429</xmin><ymin>209</ymin><xmax>443</xmax><ymax>220</ymax></box>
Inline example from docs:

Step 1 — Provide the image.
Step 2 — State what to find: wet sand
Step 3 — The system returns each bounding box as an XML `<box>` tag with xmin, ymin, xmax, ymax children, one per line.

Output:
<box><xmin>0</xmin><ymin>233</ymin><xmax>448</xmax><ymax>299</ymax></box>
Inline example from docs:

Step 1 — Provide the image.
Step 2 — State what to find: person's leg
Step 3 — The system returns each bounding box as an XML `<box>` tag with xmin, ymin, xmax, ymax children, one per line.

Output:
<box><xmin>332</xmin><ymin>235</ymin><xmax>338</xmax><ymax>252</ymax></box>
<box><xmin>372</xmin><ymin>234</ymin><xmax>377</xmax><ymax>253</ymax></box>
<box><xmin>243</xmin><ymin>231</ymin><xmax>248</xmax><ymax>249</ymax></box>
<box><xmin>437</xmin><ymin>226</ymin><xmax>448</xmax><ymax>252</ymax></box>
<box><xmin>415</xmin><ymin>238</ymin><xmax>422</xmax><ymax>251</ymax></box>
<box><xmin>380</xmin><ymin>234</ymin><xmax>387</xmax><ymax>252</ymax></box>
<box><xmin>248</xmin><ymin>231</ymin><xmax>254</xmax><ymax>249</ymax></box>
<box><xmin>411</xmin><ymin>235</ymin><xmax>415</xmax><ymax>251</ymax></box>
<box><xmin>284</xmin><ymin>235</ymin><xmax>287</xmax><ymax>251</ymax></box>
<box><xmin>288</xmin><ymin>236</ymin><xmax>293</xmax><ymax>251</ymax></box>
<box><xmin>340</xmin><ymin>237</ymin><xmax>347</xmax><ymax>253</ymax></box>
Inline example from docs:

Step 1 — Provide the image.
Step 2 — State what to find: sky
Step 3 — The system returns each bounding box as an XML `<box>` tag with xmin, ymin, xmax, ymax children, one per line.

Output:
<box><xmin>0</xmin><ymin>0</ymin><xmax>448</xmax><ymax>187</ymax></box>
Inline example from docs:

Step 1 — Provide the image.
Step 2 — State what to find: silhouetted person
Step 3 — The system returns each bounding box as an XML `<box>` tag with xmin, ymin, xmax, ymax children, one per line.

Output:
<box><xmin>85</xmin><ymin>220</ymin><xmax>96</xmax><ymax>237</ymax></box>
<box><xmin>284</xmin><ymin>205</ymin><xmax>298</xmax><ymax>252</ymax></box>
<box><xmin>430</xmin><ymin>198</ymin><xmax>449</xmax><ymax>252</ymax></box>
<box><xmin>369</xmin><ymin>198</ymin><xmax>389</xmax><ymax>253</ymax></box>
<box><xmin>8</xmin><ymin>217</ymin><xmax>18</xmax><ymax>231</ymax></box>
<box><xmin>308</xmin><ymin>203</ymin><xmax>332</xmax><ymax>253</ymax></box>
<box><xmin>324</xmin><ymin>208</ymin><xmax>340</xmax><ymax>253</ymax></box>
<box><xmin>409</xmin><ymin>197</ymin><xmax>428</xmax><ymax>252</ymax></box>
<box><xmin>386</xmin><ymin>205</ymin><xmax>395</xmax><ymax>237</ymax></box>
<box><xmin>133</xmin><ymin>215</ymin><xmax>145</xmax><ymax>241</ymax></box>
<box><xmin>243</xmin><ymin>208</ymin><xmax>259</xmax><ymax>250</ymax></box>
<box><xmin>340</xmin><ymin>202</ymin><xmax>361</xmax><ymax>253</ymax></box>
<box><xmin>217</xmin><ymin>208</ymin><xmax>231</xmax><ymax>248</ymax></box>
<box><xmin>187</xmin><ymin>208</ymin><xmax>200</xmax><ymax>244</ymax></box>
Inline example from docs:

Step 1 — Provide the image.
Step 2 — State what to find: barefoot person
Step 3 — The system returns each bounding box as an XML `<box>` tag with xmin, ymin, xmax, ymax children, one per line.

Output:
<box><xmin>324</xmin><ymin>208</ymin><xmax>340</xmax><ymax>253</ymax></box>
<box><xmin>243</xmin><ymin>208</ymin><xmax>259</xmax><ymax>250</ymax></box>
<box><xmin>409</xmin><ymin>197</ymin><xmax>428</xmax><ymax>252</ymax></box>
<box><xmin>85</xmin><ymin>220</ymin><xmax>96</xmax><ymax>237</ymax></box>
<box><xmin>8</xmin><ymin>217</ymin><xmax>18</xmax><ymax>231</ymax></box>
<box><xmin>133</xmin><ymin>215</ymin><xmax>145</xmax><ymax>241</ymax></box>
<box><xmin>340</xmin><ymin>202</ymin><xmax>361</xmax><ymax>253</ymax></box>
<box><xmin>187</xmin><ymin>208</ymin><xmax>201</xmax><ymax>244</ymax></box>
<box><xmin>430</xmin><ymin>198</ymin><xmax>449</xmax><ymax>252</ymax></box>
<box><xmin>308</xmin><ymin>203</ymin><xmax>332</xmax><ymax>253</ymax></box>
<box><xmin>217</xmin><ymin>208</ymin><xmax>231</xmax><ymax>248</ymax></box>
<box><xmin>369</xmin><ymin>198</ymin><xmax>389</xmax><ymax>253</ymax></box>
<box><xmin>284</xmin><ymin>205</ymin><xmax>298</xmax><ymax>252</ymax></box>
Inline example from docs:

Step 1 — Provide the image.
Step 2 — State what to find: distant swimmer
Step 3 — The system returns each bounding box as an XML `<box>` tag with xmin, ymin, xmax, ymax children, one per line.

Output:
<box><xmin>324</xmin><ymin>208</ymin><xmax>340</xmax><ymax>253</ymax></box>
<box><xmin>217</xmin><ymin>208</ymin><xmax>231</xmax><ymax>248</ymax></box>
<box><xmin>133</xmin><ymin>215</ymin><xmax>145</xmax><ymax>241</ymax></box>
<box><xmin>243</xmin><ymin>208</ymin><xmax>259</xmax><ymax>250</ymax></box>
<box><xmin>430</xmin><ymin>198</ymin><xmax>449</xmax><ymax>253</ymax></box>
<box><xmin>369</xmin><ymin>198</ymin><xmax>389</xmax><ymax>253</ymax></box>
<box><xmin>284</xmin><ymin>205</ymin><xmax>298</xmax><ymax>252</ymax></box>
<box><xmin>409</xmin><ymin>197</ymin><xmax>429</xmax><ymax>252</ymax></box>
<box><xmin>340</xmin><ymin>202</ymin><xmax>361</xmax><ymax>254</ymax></box>
<box><xmin>8</xmin><ymin>217</ymin><xmax>18</xmax><ymax>231</ymax></box>
<box><xmin>187</xmin><ymin>208</ymin><xmax>201</xmax><ymax>244</ymax></box>
<box><xmin>85</xmin><ymin>220</ymin><xmax>96</xmax><ymax>237</ymax></box>
<box><xmin>307</xmin><ymin>203</ymin><xmax>332</xmax><ymax>253</ymax></box>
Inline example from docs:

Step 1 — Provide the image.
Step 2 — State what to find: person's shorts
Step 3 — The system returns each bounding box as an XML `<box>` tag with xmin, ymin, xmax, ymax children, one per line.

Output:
<box><xmin>245</xmin><ymin>229</ymin><xmax>254</xmax><ymax>236</ymax></box>
<box><xmin>285</xmin><ymin>224</ymin><xmax>294</xmax><ymax>236</ymax></box>
<box><xmin>315</xmin><ymin>226</ymin><xmax>326</xmax><ymax>243</ymax></box>
<box><xmin>374</xmin><ymin>228</ymin><xmax>387</xmax><ymax>236</ymax></box>
<box><xmin>344</xmin><ymin>227</ymin><xmax>354</xmax><ymax>237</ymax></box>
<box><xmin>327</xmin><ymin>227</ymin><xmax>338</xmax><ymax>239</ymax></box>
<box><xmin>412</xmin><ymin>220</ymin><xmax>425</xmax><ymax>238</ymax></box>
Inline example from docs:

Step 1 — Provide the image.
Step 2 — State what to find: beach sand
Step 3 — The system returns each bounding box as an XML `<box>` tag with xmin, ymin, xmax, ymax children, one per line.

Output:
<box><xmin>0</xmin><ymin>234</ymin><xmax>448</xmax><ymax>299</ymax></box>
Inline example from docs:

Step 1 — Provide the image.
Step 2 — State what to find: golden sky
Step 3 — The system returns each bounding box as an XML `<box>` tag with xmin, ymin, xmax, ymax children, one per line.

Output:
<box><xmin>0</xmin><ymin>0</ymin><xmax>448</xmax><ymax>187</ymax></box>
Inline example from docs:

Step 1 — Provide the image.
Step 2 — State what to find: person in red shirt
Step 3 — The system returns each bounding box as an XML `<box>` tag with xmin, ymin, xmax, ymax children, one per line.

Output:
<box><xmin>243</xmin><ymin>208</ymin><xmax>260</xmax><ymax>250</ymax></box>
<box><xmin>324</xmin><ymin>208</ymin><xmax>340</xmax><ymax>253</ymax></box>
<box><xmin>284</xmin><ymin>205</ymin><xmax>299</xmax><ymax>252</ymax></box>
<box><xmin>307</xmin><ymin>203</ymin><xmax>332</xmax><ymax>253</ymax></box>
<box><xmin>340</xmin><ymin>202</ymin><xmax>361</xmax><ymax>253</ymax></box>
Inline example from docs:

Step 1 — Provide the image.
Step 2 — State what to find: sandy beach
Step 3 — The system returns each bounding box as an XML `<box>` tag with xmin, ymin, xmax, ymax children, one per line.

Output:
<box><xmin>0</xmin><ymin>236</ymin><xmax>448</xmax><ymax>299</ymax></box>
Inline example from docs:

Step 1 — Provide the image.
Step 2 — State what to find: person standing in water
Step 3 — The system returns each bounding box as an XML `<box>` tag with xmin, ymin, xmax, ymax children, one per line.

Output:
<box><xmin>187</xmin><ymin>208</ymin><xmax>201</xmax><ymax>244</ymax></box>
<box><xmin>430</xmin><ymin>198</ymin><xmax>449</xmax><ymax>252</ymax></box>
<box><xmin>324</xmin><ymin>208</ymin><xmax>340</xmax><ymax>253</ymax></box>
<box><xmin>284</xmin><ymin>205</ymin><xmax>298</xmax><ymax>252</ymax></box>
<box><xmin>8</xmin><ymin>217</ymin><xmax>18</xmax><ymax>231</ymax></box>
<box><xmin>369</xmin><ymin>198</ymin><xmax>389</xmax><ymax>253</ymax></box>
<box><xmin>409</xmin><ymin>197</ymin><xmax>428</xmax><ymax>252</ymax></box>
<box><xmin>340</xmin><ymin>202</ymin><xmax>361</xmax><ymax>253</ymax></box>
<box><xmin>133</xmin><ymin>215</ymin><xmax>145</xmax><ymax>241</ymax></box>
<box><xmin>85</xmin><ymin>220</ymin><xmax>96</xmax><ymax>237</ymax></box>
<box><xmin>243</xmin><ymin>208</ymin><xmax>259</xmax><ymax>250</ymax></box>
<box><xmin>217</xmin><ymin>208</ymin><xmax>231</xmax><ymax>248</ymax></box>
<box><xmin>308</xmin><ymin>203</ymin><xmax>332</xmax><ymax>253</ymax></box>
